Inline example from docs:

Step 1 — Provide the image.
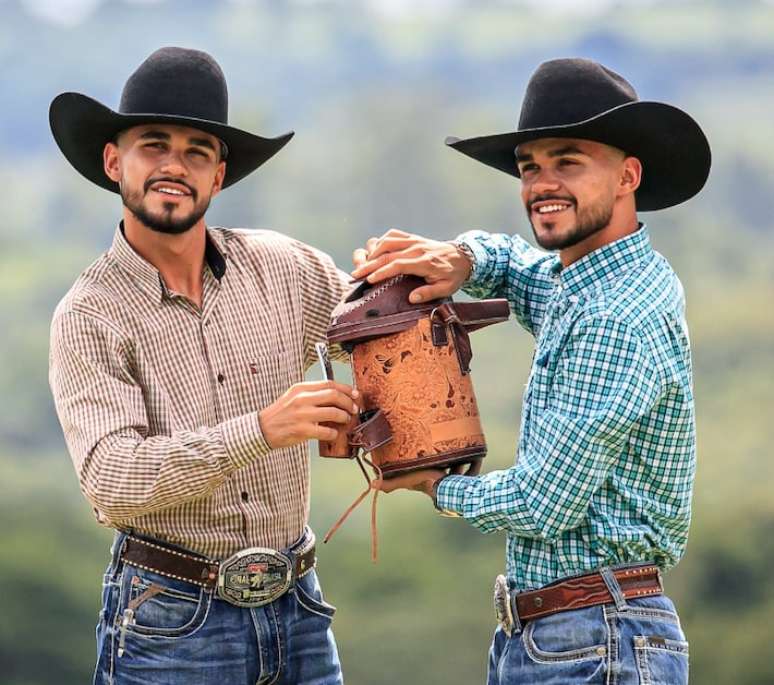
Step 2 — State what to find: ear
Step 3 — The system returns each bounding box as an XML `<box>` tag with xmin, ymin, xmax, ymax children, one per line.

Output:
<box><xmin>103</xmin><ymin>141</ymin><xmax>122</xmax><ymax>184</ymax></box>
<box><xmin>618</xmin><ymin>156</ymin><xmax>642</xmax><ymax>198</ymax></box>
<box><xmin>210</xmin><ymin>160</ymin><xmax>227</xmax><ymax>199</ymax></box>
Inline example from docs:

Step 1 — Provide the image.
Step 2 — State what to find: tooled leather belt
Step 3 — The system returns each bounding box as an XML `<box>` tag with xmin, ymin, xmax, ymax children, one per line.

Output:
<box><xmin>119</xmin><ymin>531</ymin><xmax>317</xmax><ymax>608</ymax></box>
<box><xmin>495</xmin><ymin>564</ymin><xmax>663</xmax><ymax>632</ymax></box>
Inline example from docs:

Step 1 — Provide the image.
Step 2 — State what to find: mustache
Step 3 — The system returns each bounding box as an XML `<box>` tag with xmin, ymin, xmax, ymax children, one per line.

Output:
<box><xmin>527</xmin><ymin>194</ymin><xmax>576</xmax><ymax>211</ymax></box>
<box><xmin>144</xmin><ymin>177</ymin><xmax>197</xmax><ymax>200</ymax></box>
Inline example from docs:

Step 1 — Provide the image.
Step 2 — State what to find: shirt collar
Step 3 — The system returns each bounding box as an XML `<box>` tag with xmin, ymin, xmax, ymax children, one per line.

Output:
<box><xmin>110</xmin><ymin>222</ymin><xmax>228</xmax><ymax>303</ymax></box>
<box><xmin>550</xmin><ymin>224</ymin><xmax>652</xmax><ymax>297</ymax></box>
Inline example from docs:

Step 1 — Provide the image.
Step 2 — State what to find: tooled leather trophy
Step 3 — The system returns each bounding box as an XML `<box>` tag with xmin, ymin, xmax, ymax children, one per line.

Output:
<box><xmin>318</xmin><ymin>274</ymin><xmax>509</xmax><ymax>558</ymax></box>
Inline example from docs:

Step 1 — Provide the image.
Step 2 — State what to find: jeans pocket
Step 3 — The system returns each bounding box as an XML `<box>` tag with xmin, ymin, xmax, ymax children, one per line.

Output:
<box><xmin>294</xmin><ymin>571</ymin><xmax>337</xmax><ymax>619</ymax></box>
<box><xmin>522</xmin><ymin>605</ymin><xmax>609</xmax><ymax>664</ymax></box>
<box><xmin>634</xmin><ymin>635</ymin><xmax>689</xmax><ymax>685</ymax></box>
<box><xmin>119</xmin><ymin>567</ymin><xmax>212</xmax><ymax>639</ymax></box>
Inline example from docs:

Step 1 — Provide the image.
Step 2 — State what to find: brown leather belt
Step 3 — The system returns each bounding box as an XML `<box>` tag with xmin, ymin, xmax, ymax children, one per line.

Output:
<box><xmin>496</xmin><ymin>564</ymin><xmax>663</xmax><ymax>632</ymax></box>
<box><xmin>516</xmin><ymin>564</ymin><xmax>662</xmax><ymax>622</ymax></box>
<box><xmin>119</xmin><ymin>531</ymin><xmax>316</xmax><ymax>607</ymax></box>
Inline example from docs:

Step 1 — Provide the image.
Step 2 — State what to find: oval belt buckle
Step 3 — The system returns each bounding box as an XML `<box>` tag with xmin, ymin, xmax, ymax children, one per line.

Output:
<box><xmin>493</xmin><ymin>574</ymin><xmax>514</xmax><ymax>637</ymax></box>
<box><xmin>217</xmin><ymin>547</ymin><xmax>292</xmax><ymax>608</ymax></box>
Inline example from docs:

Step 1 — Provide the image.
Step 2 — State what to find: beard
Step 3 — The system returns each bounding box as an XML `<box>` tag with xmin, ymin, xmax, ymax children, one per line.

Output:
<box><xmin>528</xmin><ymin>194</ymin><xmax>614</xmax><ymax>251</ymax></box>
<box><xmin>120</xmin><ymin>177</ymin><xmax>211</xmax><ymax>235</ymax></box>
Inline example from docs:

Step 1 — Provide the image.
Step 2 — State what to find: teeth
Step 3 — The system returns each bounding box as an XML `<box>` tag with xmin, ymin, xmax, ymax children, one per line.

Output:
<box><xmin>537</xmin><ymin>204</ymin><xmax>568</xmax><ymax>214</ymax></box>
<box><xmin>157</xmin><ymin>187</ymin><xmax>185</xmax><ymax>196</ymax></box>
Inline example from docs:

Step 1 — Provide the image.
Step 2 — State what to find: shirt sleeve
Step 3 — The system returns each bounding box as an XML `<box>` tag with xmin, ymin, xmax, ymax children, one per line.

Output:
<box><xmin>290</xmin><ymin>240</ymin><xmax>351</xmax><ymax>368</ymax></box>
<box><xmin>436</xmin><ymin>315</ymin><xmax>663</xmax><ymax>539</ymax></box>
<box><xmin>49</xmin><ymin>310</ymin><xmax>272</xmax><ymax>523</ymax></box>
<box><xmin>455</xmin><ymin>230</ymin><xmax>555</xmax><ymax>336</ymax></box>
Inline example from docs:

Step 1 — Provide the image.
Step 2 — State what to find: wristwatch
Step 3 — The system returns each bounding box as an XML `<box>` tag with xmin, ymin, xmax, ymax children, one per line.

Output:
<box><xmin>449</xmin><ymin>240</ymin><xmax>476</xmax><ymax>280</ymax></box>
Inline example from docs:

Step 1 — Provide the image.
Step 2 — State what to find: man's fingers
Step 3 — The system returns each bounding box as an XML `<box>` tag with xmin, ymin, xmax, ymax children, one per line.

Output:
<box><xmin>373</xmin><ymin>478</ymin><xmax>403</xmax><ymax>493</ymax></box>
<box><xmin>303</xmin><ymin>388</ymin><xmax>360</xmax><ymax>414</ymax></box>
<box><xmin>367</xmin><ymin>236</ymin><xmax>419</xmax><ymax>261</ymax></box>
<box><xmin>352</xmin><ymin>247</ymin><xmax>369</xmax><ymax>268</ymax></box>
<box><xmin>309</xmin><ymin>406</ymin><xmax>352</xmax><ymax>425</ymax></box>
<box><xmin>408</xmin><ymin>282</ymin><xmax>454</xmax><ymax>304</ymax></box>
<box><xmin>363</xmin><ymin>256</ymin><xmax>433</xmax><ymax>284</ymax></box>
<box><xmin>464</xmin><ymin>459</ymin><xmax>483</xmax><ymax>476</ymax></box>
<box><xmin>299</xmin><ymin>380</ymin><xmax>359</xmax><ymax>400</ymax></box>
<box><xmin>311</xmin><ymin>423</ymin><xmax>339</xmax><ymax>441</ymax></box>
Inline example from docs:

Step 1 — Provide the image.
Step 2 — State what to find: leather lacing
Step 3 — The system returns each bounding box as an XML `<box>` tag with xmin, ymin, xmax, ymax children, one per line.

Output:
<box><xmin>323</xmin><ymin>454</ymin><xmax>383</xmax><ymax>562</ymax></box>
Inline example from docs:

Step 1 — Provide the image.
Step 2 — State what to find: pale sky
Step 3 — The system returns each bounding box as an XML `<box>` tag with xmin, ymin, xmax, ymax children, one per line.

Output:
<box><xmin>18</xmin><ymin>0</ymin><xmax>658</xmax><ymax>27</ymax></box>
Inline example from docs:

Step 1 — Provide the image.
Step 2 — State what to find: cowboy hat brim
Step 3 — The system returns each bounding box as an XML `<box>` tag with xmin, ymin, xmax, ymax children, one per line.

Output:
<box><xmin>49</xmin><ymin>92</ymin><xmax>294</xmax><ymax>193</ymax></box>
<box><xmin>445</xmin><ymin>101</ymin><xmax>711</xmax><ymax>211</ymax></box>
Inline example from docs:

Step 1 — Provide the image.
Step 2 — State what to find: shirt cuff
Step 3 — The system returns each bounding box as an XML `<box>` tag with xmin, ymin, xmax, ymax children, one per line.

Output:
<box><xmin>454</xmin><ymin>232</ymin><xmax>489</xmax><ymax>285</ymax></box>
<box><xmin>436</xmin><ymin>474</ymin><xmax>477</xmax><ymax>515</ymax></box>
<box><xmin>220</xmin><ymin>412</ymin><xmax>272</xmax><ymax>471</ymax></box>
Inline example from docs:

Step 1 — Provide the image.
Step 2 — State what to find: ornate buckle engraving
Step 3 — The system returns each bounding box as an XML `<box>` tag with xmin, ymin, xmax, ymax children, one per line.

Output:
<box><xmin>217</xmin><ymin>547</ymin><xmax>292</xmax><ymax>607</ymax></box>
<box><xmin>493</xmin><ymin>574</ymin><xmax>514</xmax><ymax>637</ymax></box>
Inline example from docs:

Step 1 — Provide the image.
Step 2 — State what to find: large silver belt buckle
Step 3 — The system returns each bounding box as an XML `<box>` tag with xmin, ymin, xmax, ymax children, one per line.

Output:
<box><xmin>494</xmin><ymin>574</ymin><xmax>514</xmax><ymax>637</ymax></box>
<box><xmin>217</xmin><ymin>547</ymin><xmax>292</xmax><ymax>608</ymax></box>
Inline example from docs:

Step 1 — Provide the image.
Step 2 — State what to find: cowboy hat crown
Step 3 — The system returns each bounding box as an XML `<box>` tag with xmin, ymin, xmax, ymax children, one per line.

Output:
<box><xmin>49</xmin><ymin>47</ymin><xmax>293</xmax><ymax>193</ymax></box>
<box><xmin>446</xmin><ymin>57</ymin><xmax>711</xmax><ymax>211</ymax></box>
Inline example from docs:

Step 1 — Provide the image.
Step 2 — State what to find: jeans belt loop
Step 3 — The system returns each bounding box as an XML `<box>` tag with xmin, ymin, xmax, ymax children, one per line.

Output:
<box><xmin>600</xmin><ymin>566</ymin><xmax>628</xmax><ymax>611</ymax></box>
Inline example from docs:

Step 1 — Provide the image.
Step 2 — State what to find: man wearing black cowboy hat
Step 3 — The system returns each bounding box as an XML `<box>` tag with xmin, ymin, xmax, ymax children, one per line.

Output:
<box><xmin>353</xmin><ymin>58</ymin><xmax>710</xmax><ymax>683</ymax></box>
<box><xmin>48</xmin><ymin>47</ymin><xmax>357</xmax><ymax>684</ymax></box>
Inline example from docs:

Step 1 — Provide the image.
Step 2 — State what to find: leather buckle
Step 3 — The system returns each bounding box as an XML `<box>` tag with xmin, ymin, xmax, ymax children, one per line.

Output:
<box><xmin>217</xmin><ymin>547</ymin><xmax>292</xmax><ymax>607</ymax></box>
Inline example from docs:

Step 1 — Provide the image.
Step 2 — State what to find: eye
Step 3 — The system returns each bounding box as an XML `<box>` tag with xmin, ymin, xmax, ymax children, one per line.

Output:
<box><xmin>520</xmin><ymin>163</ymin><xmax>538</xmax><ymax>174</ymax></box>
<box><xmin>559</xmin><ymin>158</ymin><xmax>579</xmax><ymax>166</ymax></box>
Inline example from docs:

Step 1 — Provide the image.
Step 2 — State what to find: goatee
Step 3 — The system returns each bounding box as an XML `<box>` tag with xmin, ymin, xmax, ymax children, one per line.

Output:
<box><xmin>528</xmin><ymin>196</ymin><xmax>613</xmax><ymax>251</ymax></box>
<box><xmin>120</xmin><ymin>180</ymin><xmax>211</xmax><ymax>235</ymax></box>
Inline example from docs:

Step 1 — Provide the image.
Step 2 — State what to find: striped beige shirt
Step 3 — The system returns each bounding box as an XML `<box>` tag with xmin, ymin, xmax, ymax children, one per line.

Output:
<box><xmin>49</xmin><ymin>224</ymin><xmax>349</xmax><ymax>558</ymax></box>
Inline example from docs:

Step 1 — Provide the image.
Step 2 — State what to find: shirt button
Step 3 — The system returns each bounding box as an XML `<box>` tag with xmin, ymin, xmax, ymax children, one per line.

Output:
<box><xmin>241</xmin><ymin>491</ymin><xmax>249</xmax><ymax>502</ymax></box>
<box><xmin>217</xmin><ymin>373</ymin><xmax>225</xmax><ymax>384</ymax></box>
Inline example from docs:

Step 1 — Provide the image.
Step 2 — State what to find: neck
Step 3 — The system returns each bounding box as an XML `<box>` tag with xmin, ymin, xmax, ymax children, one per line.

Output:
<box><xmin>122</xmin><ymin>210</ymin><xmax>207</xmax><ymax>308</ymax></box>
<box><xmin>559</xmin><ymin>204</ymin><xmax>639</xmax><ymax>268</ymax></box>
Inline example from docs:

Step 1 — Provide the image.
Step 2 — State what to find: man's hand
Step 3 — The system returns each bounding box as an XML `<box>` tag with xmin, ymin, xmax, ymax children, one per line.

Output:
<box><xmin>374</xmin><ymin>459</ymin><xmax>483</xmax><ymax>497</ymax></box>
<box><xmin>351</xmin><ymin>229</ymin><xmax>472</xmax><ymax>304</ymax></box>
<box><xmin>258</xmin><ymin>381</ymin><xmax>360</xmax><ymax>449</ymax></box>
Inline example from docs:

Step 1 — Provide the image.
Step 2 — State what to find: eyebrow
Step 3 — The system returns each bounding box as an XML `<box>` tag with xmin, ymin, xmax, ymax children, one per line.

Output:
<box><xmin>515</xmin><ymin>145</ymin><xmax>587</xmax><ymax>164</ymax></box>
<box><xmin>138</xmin><ymin>130</ymin><xmax>217</xmax><ymax>152</ymax></box>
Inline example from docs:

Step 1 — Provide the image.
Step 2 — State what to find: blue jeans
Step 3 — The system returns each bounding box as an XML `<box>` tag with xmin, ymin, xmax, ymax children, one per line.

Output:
<box><xmin>488</xmin><ymin>571</ymin><xmax>689</xmax><ymax>684</ymax></box>
<box><xmin>93</xmin><ymin>532</ymin><xmax>342</xmax><ymax>685</ymax></box>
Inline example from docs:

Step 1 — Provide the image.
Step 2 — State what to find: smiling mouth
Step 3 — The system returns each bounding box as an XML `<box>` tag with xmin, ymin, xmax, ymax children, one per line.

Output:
<box><xmin>147</xmin><ymin>179</ymin><xmax>195</xmax><ymax>200</ymax></box>
<box><xmin>155</xmin><ymin>187</ymin><xmax>188</xmax><ymax>196</ymax></box>
<box><xmin>530</xmin><ymin>200</ymin><xmax>574</xmax><ymax>217</ymax></box>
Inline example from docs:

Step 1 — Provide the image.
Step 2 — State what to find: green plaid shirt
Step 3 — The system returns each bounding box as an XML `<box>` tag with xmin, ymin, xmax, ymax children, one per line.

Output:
<box><xmin>437</xmin><ymin>226</ymin><xmax>695</xmax><ymax>592</ymax></box>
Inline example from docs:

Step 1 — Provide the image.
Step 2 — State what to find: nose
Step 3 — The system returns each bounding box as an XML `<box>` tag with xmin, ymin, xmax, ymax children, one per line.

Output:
<box><xmin>529</xmin><ymin>168</ymin><xmax>562</xmax><ymax>196</ymax></box>
<box><xmin>158</xmin><ymin>149</ymin><xmax>189</xmax><ymax>177</ymax></box>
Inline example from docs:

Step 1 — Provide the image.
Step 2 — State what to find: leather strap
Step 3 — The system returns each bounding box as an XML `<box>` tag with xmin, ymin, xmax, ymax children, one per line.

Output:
<box><xmin>349</xmin><ymin>409</ymin><xmax>392</xmax><ymax>453</ymax></box>
<box><xmin>430</xmin><ymin>301</ymin><xmax>510</xmax><ymax>374</ymax></box>
<box><xmin>120</xmin><ymin>535</ymin><xmax>316</xmax><ymax>590</ymax></box>
<box><xmin>431</xmin><ymin>301</ymin><xmax>511</xmax><ymax>333</ymax></box>
<box><xmin>514</xmin><ymin>565</ymin><xmax>663</xmax><ymax>623</ymax></box>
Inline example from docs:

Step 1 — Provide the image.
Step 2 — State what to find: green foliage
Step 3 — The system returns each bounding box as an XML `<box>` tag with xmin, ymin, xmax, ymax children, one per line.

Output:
<box><xmin>2</xmin><ymin>1</ymin><xmax>774</xmax><ymax>683</ymax></box>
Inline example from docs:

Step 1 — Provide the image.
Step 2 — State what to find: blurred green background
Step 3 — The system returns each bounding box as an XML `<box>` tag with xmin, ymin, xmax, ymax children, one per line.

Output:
<box><xmin>1</xmin><ymin>0</ymin><xmax>773</xmax><ymax>683</ymax></box>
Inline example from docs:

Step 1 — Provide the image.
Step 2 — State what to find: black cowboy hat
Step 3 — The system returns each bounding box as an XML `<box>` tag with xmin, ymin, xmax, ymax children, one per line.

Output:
<box><xmin>445</xmin><ymin>58</ymin><xmax>711</xmax><ymax>211</ymax></box>
<box><xmin>49</xmin><ymin>46</ymin><xmax>293</xmax><ymax>193</ymax></box>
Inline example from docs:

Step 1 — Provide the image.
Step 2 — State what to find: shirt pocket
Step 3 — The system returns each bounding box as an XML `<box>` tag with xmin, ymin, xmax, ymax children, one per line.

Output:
<box><xmin>233</xmin><ymin>351</ymin><xmax>299</xmax><ymax>414</ymax></box>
